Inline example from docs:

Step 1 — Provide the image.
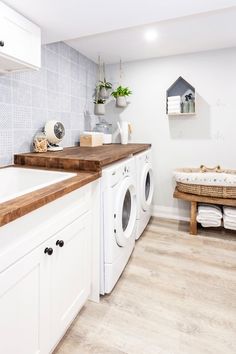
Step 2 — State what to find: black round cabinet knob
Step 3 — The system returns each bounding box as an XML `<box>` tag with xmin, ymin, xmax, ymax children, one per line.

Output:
<box><xmin>0</xmin><ymin>41</ymin><xmax>4</xmax><ymax>47</ymax></box>
<box><xmin>56</xmin><ymin>240</ymin><xmax>64</xmax><ymax>247</ymax></box>
<box><xmin>44</xmin><ymin>247</ymin><xmax>53</xmax><ymax>255</ymax></box>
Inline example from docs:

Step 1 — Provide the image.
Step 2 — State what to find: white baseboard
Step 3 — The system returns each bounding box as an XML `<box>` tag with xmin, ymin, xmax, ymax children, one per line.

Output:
<box><xmin>152</xmin><ymin>205</ymin><xmax>190</xmax><ymax>222</ymax></box>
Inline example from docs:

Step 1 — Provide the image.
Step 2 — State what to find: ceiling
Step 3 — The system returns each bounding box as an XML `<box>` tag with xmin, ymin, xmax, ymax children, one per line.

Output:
<box><xmin>67</xmin><ymin>7</ymin><xmax>236</xmax><ymax>63</ymax></box>
<box><xmin>3</xmin><ymin>0</ymin><xmax>236</xmax><ymax>63</ymax></box>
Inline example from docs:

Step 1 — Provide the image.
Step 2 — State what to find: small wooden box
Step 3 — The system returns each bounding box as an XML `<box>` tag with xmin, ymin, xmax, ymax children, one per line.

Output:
<box><xmin>80</xmin><ymin>133</ymin><xmax>103</xmax><ymax>147</ymax></box>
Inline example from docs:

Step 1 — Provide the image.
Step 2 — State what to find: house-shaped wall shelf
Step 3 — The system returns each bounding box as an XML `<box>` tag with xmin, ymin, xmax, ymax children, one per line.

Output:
<box><xmin>166</xmin><ymin>76</ymin><xmax>196</xmax><ymax>116</ymax></box>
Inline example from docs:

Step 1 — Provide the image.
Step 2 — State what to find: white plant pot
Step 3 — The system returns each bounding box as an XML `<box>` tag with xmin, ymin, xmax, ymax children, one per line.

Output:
<box><xmin>116</xmin><ymin>96</ymin><xmax>127</xmax><ymax>108</ymax></box>
<box><xmin>99</xmin><ymin>87</ymin><xmax>110</xmax><ymax>99</ymax></box>
<box><xmin>94</xmin><ymin>103</ymin><xmax>105</xmax><ymax>116</ymax></box>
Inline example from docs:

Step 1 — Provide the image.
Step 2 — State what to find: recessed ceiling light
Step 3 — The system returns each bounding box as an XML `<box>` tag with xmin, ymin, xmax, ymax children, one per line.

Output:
<box><xmin>145</xmin><ymin>29</ymin><xmax>158</xmax><ymax>42</ymax></box>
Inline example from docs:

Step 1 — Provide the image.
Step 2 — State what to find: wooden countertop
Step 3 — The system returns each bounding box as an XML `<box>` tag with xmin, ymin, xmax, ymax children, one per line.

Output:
<box><xmin>2</xmin><ymin>144</ymin><xmax>150</xmax><ymax>227</ymax></box>
<box><xmin>0</xmin><ymin>167</ymin><xmax>100</xmax><ymax>227</ymax></box>
<box><xmin>14</xmin><ymin>143</ymin><xmax>151</xmax><ymax>172</ymax></box>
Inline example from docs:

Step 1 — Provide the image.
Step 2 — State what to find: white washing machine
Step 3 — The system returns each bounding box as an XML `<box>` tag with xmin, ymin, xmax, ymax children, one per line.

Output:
<box><xmin>135</xmin><ymin>149</ymin><xmax>154</xmax><ymax>239</ymax></box>
<box><xmin>100</xmin><ymin>157</ymin><xmax>137</xmax><ymax>294</ymax></box>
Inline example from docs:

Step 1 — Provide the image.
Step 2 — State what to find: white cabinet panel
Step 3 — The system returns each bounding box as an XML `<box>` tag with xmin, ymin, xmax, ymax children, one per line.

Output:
<box><xmin>51</xmin><ymin>212</ymin><xmax>92</xmax><ymax>348</ymax></box>
<box><xmin>0</xmin><ymin>1</ymin><xmax>41</xmax><ymax>71</ymax></box>
<box><xmin>0</xmin><ymin>240</ymin><xmax>50</xmax><ymax>354</ymax></box>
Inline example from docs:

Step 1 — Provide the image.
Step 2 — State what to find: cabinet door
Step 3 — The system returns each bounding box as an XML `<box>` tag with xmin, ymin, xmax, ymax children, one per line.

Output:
<box><xmin>0</xmin><ymin>241</ymin><xmax>51</xmax><ymax>354</ymax></box>
<box><xmin>0</xmin><ymin>3</ymin><xmax>41</xmax><ymax>70</ymax></box>
<box><xmin>51</xmin><ymin>212</ymin><xmax>92</xmax><ymax>347</ymax></box>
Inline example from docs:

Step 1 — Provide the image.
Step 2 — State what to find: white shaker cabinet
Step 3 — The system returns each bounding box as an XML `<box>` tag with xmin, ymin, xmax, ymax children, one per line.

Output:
<box><xmin>0</xmin><ymin>1</ymin><xmax>41</xmax><ymax>72</ymax></box>
<box><xmin>0</xmin><ymin>211</ymin><xmax>93</xmax><ymax>354</ymax></box>
<box><xmin>50</xmin><ymin>213</ymin><xmax>92</xmax><ymax>351</ymax></box>
<box><xmin>0</xmin><ymin>237</ymin><xmax>51</xmax><ymax>354</ymax></box>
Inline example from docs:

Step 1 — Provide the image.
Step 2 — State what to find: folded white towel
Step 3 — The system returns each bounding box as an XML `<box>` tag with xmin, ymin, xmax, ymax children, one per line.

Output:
<box><xmin>224</xmin><ymin>223</ymin><xmax>236</xmax><ymax>231</ymax></box>
<box><xmin>198</xmin><ymin>204</ymin><xmax>222</xmax><ymax>218</ymax></box>
<box><xmin>168</xmin><ymin>108</ymin><xmax>180</xmax><ymax>113</ymax></box>
<box><xmin>223</xmin><ymin>206</ymin><xmax>236</xmax><ymax>218</ymax></box>
<box><xmin>168</xmin><ymin>96</ymin><xmax>181</xmax><ymax>101</ymax></box>
<box><xmin>201</xmin><ymin>220</ymin><xmax>222</xmax><ymax>228</ymax></box>
<box><xmin>197</xmin><ymin>215</ymin><xmax>221</xmax><ymax>224</ymax></box>
<box><xmin>223</xmin><ymin>215</ymin><xmax>236</xmax><ymax>226</ymax></box>
<box><xmin>168</xmin><ymin>102</ymin><xmax>180</xmax><ymax>108</ymax></box>
<box><xmin>223</xmin><ymin>216</ymin><xmax>236</xmax><ymax>230</ymax></box>
<box><xmin>168</xmin><ymin>107</ymin><xmax>180</xmax><ymax>113</ymax></box>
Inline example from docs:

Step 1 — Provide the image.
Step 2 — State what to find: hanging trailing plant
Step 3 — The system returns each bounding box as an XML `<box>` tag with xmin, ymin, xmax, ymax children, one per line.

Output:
<box><xmin>111</xmin><ymin>86</ymin><xmax>132</xmax><ymax>107</ymax></box>
<box><xmin>94</xmin><ymin>79</ymin><xmax>106</xmax><ymax>117</ymax></box>
<box><xmin>98</xmin><ymin>69</ymin><xmax>113</xmax><ymax>99</ymax></box>
<box><xmin>98</xmin><ymin>79</ymin><xmax>112</xmax><ymax>90</ymax></box>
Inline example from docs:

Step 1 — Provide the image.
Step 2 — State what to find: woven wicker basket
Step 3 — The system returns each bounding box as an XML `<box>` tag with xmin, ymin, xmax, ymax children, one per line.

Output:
<box><xmin>175</xmin><ymin>166</ymin><xmax>236</xmax><ymax>199</ymax></box>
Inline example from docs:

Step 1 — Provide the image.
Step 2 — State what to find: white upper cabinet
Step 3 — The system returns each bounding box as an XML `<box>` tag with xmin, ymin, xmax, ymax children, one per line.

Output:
<box><xmin>0</xmin><ymin>1</ymin><xmax>41</xmax><ymax>72</ymax></box>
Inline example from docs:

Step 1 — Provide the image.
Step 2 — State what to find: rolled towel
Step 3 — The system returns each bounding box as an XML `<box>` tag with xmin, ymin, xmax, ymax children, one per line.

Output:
<box><xmin>223</xmin><ymin>206</ymin><xmax>236</xmax><ymax>218</ymax></box>
<box><xmin>198</xmin><ymin>204</ymin><xmax>222</xmax><ymax>218</ymax></box>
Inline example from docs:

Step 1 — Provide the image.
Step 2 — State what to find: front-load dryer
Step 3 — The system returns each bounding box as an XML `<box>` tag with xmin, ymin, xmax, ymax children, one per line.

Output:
<box><xmin>135</xmin><ymin>149</ymin><xmax>154</xmax><ymax>239</ymax></box>
<box><xmin>100</xmin><ymin>157</ymin><xmax>137</xmax><ymax>294</ymax></box>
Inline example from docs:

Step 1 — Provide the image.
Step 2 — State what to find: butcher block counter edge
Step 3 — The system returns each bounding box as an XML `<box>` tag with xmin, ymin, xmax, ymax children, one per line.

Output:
<box><xmin>0</xmin><ymin>166</ymin><xmax>101</xmax><ymax>227</ymax></box>
<box><xmin>14</xmin><ymin>143</ymin><xmax>152</xmax><ymax>172</ymax></box>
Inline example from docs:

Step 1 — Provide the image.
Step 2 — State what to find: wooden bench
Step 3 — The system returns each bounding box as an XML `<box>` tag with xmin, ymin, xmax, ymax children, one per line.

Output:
<box><xmin>173</xmin><ymin>187</ymin><xmax>236</xmax><ymax>235</ymax></box>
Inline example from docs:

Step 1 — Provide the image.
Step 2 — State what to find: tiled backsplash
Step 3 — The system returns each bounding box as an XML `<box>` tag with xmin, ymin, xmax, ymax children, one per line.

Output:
<box><xmin>0</xmin><ymin>42</ymin><xmax>98</xmax><ymax>165</ymax></box>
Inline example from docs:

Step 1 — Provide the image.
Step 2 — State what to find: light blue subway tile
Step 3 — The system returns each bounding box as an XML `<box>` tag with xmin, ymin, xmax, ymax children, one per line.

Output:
<box><xmin>0</xmin><ymin>130</ymin><xmax>13</xmax><ymax>161</ymax></box>
<box><xmin>58</xmin><ymin>75</ymin><xmax>71</xmax><ymax>94</ymax></box>
<box><xmin>70</xmin><ymin>47</ymin><xmax>80</xmax><ymax>64</ymax></box>
<box><xmin>59</xmin><ymin>56</ymin><xmax>71</xmax><ymax>77</ymax></box>
<box><xmin>45</xmin><ymin>42</ymin><xmax>60</xmax><ymax>54</ymax></box>
<box><xmin>11</xmin><ymin>70</ymin><xmax>32</xmax><ymax>84</ymax></box>
<box><xmin>59</xmin><ymin>42</ymin><xmax>71</xmax><ymax>59</ymax></box>
<box><xmin>71</xmin><ymin>130</ymin><xmax>81</xmax><ymax>145</ymax></box>
<box><xmin>32</xmin><ymin>87</ymin><xmax>47</xmax><ymax>109</ymax></box>
<box><xmin>14</xmin><ymin>130</ymin><xmax>34</xmax><ymax>153</ymax></box>
<box><xmin>71</xmin><ymin>96</ymin><xmax>80</xmax><ymax>113</ymax></box>
<box><xmin>60</xmin><ymin>94</ymin><xmax>71</xmax><ymax>112</ymax></box>
<box><xmin>12</xmin><ymin>80</ymin><xmax>32</xmax><ymax>106</ymax></box>
<box><xmin>47</xmin><ymin>70</ymin><xmax>59</xmax><ymax>92</ymax></box>
<box><xmin>71</xmin><ymin>112</ymin><xmax>84</xmax><ymax>130</ymax></box>
<box><xmin>12</xmin><ymin>105</ymin><xmax>32</xmax><ymax>129</ymax></box>
<box><xmin>47</xmin><ymin>90</ymin><xmax>59</xmax><ymax>111</ymax></box>
<box><xmin>0</xmin><ymin>103</ymin><xmax>12</xmax><ymax>129</ymax></box>
<box><xmin>71</xmin><ymin>79</ymin><xmax>80</xmax><ymax>97</ymax></box>
<box><xmin>71</xmin><ymin>62</ymin><xmax>80</xmax><ymax>81</ymax></box>
<box><xmin>31</xmin><ymin>67</ymin><xmax>47</xmax><ymax>88</ymax></box>
<box><xmin>45</xmin><ymin>49</ymin><xmax>59</xmax><ymax>73</ymax></box>
<box><xmin>32</xmin><ymin>108</ymin><xmax>47</xmax><ymax>130</ymax></box>
<box><xmin>0</xmin><ymin>41</ymin><xmax>96</xmax><ymax>164</ymax></box>
<box><xmin>0</xmin><ymin>82</ymin><xmax>12</xmax><ymax>103</ymax></box>
<box><xmin>59</xmin><ymin>112</ymin><xmax>71</xmax><ymax>129</ymax></box>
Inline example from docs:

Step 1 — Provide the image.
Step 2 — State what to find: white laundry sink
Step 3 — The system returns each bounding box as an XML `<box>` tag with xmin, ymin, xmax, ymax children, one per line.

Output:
<box><xmin>0</xmin><ymin>167</ymin><xmax>76</xmax><ymax>203</ymax></box>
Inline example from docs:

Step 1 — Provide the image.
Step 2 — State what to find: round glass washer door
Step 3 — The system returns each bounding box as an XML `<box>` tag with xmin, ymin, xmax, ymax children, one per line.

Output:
<box><xmin>115</xmin><ymin>178</ymin><xmax>137</xmax><ymax>247</ymax></box>
<box><xmin>141</xmin><ymin>165</ymin><xmax>154</xmax><ymax>211</ymax></box>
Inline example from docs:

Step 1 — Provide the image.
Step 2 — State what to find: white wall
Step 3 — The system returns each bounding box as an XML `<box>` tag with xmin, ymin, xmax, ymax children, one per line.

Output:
<box><xmin>106</xmin><ymin>47</ymin><xmax>236</xmax><ymax>220</ymax></box>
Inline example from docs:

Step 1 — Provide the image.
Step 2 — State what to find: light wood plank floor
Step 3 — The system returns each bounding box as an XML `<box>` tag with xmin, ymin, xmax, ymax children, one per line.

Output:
<box><xmin>54</xmin><ymin>218</ymin><xmax>236</xmax><ymax>354</ymax></box>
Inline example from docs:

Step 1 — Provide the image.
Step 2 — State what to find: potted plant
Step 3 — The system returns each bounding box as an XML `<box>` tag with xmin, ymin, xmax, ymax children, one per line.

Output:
<box><xmin>94</xmin><ymin>98</ymin><xmax>106</xmax><ymax>115</ymax></box>
<box><xmin>98</xmin><ymin>79</ymin><xmax>112</xmax><ymax>99</ymax></box>
<box><xmin>111</xmin><ymin>86</ymin><xmax>132</xmax><ymax>107</ymax></box>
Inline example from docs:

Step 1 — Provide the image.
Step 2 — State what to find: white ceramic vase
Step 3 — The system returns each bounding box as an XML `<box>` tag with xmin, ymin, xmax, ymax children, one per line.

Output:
<box><xmin>116</xmin><ymin>96</ymin><xmax>127</xmax><ymax>108</ymax></box>
<box><xmin>118</xmin><ymin>121</ymin><xmax>129</xmax><ymax>144</ymax></box>
<box><xmin>94</xmin><ymin>103</ymin><xmax>105</xmax><ymax>116</ymax></box>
